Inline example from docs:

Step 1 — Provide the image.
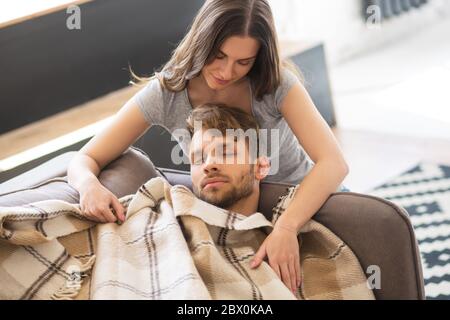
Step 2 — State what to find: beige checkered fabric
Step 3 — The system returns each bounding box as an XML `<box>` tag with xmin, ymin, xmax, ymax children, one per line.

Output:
<box><xmin>0</xmin><ymin>177</ymin><xmax>374</xmax><ymax>300</ymax></box>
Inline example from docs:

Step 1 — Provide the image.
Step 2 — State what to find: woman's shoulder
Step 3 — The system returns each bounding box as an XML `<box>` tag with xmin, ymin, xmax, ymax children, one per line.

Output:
<box><xmin>135</xmin><ymin>75</ymin><xmax>185</xmax><ymax>105</ymax></box>
<box><xmin>278</xmin><ymin>66</ymin><xmax>301</xmax><ymax>92</ymax></box>
<box><xmin>134</xmin><ymin>77</ymin><xmax>164</xmax><ymax>106</ymax></box>
<box><xmin>272</xmin><ymin>66</ymin><xmax>301</xmax><ymax>112</ymax></box>
<box><xmin>133</xmin><ymin>75</ymin><xmax>186</xmax><ymax>125</ymax></box>
<box><xmin>139</xmin><ymin>75</ymin><xmax>167</xmax><ymax>95</ymax></box>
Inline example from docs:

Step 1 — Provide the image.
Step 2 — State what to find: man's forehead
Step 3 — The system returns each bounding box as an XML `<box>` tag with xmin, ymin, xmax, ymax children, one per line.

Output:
<box><xmin>190</xmin><ymin>130</ymin><xmax>238</xmax><ymax>153</ymax></box>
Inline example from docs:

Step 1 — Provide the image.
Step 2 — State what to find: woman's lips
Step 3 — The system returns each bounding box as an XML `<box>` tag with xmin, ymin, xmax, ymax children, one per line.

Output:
<box><xmin>212</xmin><ymin>75</ymin><xmax>230</xmax><ymax>86</ymax></box>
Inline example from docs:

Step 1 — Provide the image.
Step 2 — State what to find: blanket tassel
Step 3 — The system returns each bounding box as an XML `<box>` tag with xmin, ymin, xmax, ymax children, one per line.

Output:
<box><xmin>51</xmin><ymin>255</ymin><xmax>96</xmax><ymax>300</ymax></box>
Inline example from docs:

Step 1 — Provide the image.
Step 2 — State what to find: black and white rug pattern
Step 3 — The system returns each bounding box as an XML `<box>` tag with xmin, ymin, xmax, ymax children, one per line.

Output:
<box><xmin>368</xmin><ymin>163</ymin><xmax>450</xmax><ymax>300</ymax></box>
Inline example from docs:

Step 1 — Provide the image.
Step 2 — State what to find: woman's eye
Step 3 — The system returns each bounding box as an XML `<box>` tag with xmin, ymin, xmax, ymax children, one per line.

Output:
<box><xmin>216</xmin><ymin>55</ymin><xmax>225</xmax><ymax>60</ymax></box>
<box><xmin>238</xmin><ymin>61</ymin><xmax>250</xmax><ymax>66</ymax></box>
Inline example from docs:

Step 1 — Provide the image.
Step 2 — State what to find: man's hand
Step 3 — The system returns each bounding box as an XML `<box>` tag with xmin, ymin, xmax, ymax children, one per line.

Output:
<box><xmin>250</xmin><ymin>226</ymin><xmax>301</xmax><ymax>296</ymax></box>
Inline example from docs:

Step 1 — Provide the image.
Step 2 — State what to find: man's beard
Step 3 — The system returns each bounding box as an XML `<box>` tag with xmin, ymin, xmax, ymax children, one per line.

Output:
<box><xmin>195</xmin><ymin>166</ymin><xmax>255</xmax><ymax>209</ymax></box>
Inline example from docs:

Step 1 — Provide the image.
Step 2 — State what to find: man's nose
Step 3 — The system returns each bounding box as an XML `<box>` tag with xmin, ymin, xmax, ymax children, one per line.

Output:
<box><xmin>203</xmin><ymin>154</ymin><xmax>221</xmax><ymax>173</ymax></box>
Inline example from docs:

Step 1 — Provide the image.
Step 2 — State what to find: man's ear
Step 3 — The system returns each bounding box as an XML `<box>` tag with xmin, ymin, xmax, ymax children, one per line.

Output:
<box><xmin>255</xmin><ymin>156</ymin><xmax>271</xmax><ymax>180</ymax></box>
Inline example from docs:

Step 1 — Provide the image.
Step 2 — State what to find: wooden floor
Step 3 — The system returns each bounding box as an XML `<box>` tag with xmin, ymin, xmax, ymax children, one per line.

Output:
<box><xmin>0</xmin><ymin>85</ymin><xmax>141</xmax><ymax>160</ymax></box>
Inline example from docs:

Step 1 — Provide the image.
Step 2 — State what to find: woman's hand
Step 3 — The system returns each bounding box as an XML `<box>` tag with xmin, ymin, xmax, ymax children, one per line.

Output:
<box><xmin>250</xmin><ymin>225</ymin><xmax>301</xmax><ymax>295</ymax></box>
<box><xmin>79</xmin><ymin>180</ymin><xmax>126</xmax><ymax>224</ymax></box>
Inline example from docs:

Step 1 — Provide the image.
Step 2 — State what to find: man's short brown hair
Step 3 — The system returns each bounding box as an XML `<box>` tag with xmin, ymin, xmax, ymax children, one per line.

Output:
<box><xmin>186</xmin><ymin>103</ymin><xmax>259</xmax><ymax>136</ymax></box>
<box><xmin>186</xmin><ymin>103</ymin><xmax>261</xmax><ymax>159</ymax></box>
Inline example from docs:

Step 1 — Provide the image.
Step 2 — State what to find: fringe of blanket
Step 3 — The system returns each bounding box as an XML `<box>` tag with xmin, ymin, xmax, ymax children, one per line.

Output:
<box><xmin>51</xmin><ymin>255</ymin><xmax>96</xmax><ymax>300</ymax></box>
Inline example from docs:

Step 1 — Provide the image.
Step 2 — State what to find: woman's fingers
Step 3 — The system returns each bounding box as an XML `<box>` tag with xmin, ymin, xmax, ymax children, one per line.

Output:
<box><xmin>288</xmin><ymin>257</ymin><xmax>297</xmax><ymax>294</ymax></box>
<box><xmin>295</xmin><ymin>253</ymin><xmax>301</xmax><ymax>287</ymax></box>
<box><xmin>81</xmin><ymin>200</ymin><xmax>124</xmax><ymax>224</ymax></box>
<box><xmin>269</xmin><ymin>261</ymin><xmax>281</xmax><ymax>279</ymax></box>
<box><xmin>111</xmin><ymin>197</ymin><xmax>126</xmax><ymax>222</ymax></box>
<box><xmin>99</xmin><ymin>205</ymin><xmax>117</xmax><ymax>223</ymax></box>
<box><xmin>83</xmin><ymin>209</ymin><xmax>105</xmax><ymax>223</ymax></box>
<box><xmin>279</xmin><ymin>263</ymin><xmax>292</xmax><ymax>293</ymax></box>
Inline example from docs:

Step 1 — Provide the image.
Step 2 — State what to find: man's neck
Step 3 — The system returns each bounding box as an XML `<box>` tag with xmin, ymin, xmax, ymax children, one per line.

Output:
<box><xmin>226</xmin><ymin>188</ymin><xmax>260</xmax><ymax>217</ymax></box>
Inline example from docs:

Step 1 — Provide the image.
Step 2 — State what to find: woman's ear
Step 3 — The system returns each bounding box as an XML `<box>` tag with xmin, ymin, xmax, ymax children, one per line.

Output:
<box><xmin>255</xmin><ymin>156</ymin><xmax>271</xmax><ymax>180</ymax></box>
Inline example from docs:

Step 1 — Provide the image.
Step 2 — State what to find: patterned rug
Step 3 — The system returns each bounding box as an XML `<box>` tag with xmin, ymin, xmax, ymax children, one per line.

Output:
<box><xmin>368</xmin><ymin>163</ymin><xmax>450</xmax><ymax>300</ymax></box>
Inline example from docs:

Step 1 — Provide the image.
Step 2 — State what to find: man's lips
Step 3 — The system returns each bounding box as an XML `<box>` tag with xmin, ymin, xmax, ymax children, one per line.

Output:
<box><xmin>204</xmin><ymin>181</ymin><xmax>227</xmax><ymax>189</ymax></box>
<box><xmin>201</xmin><ymin>177</ymin><xmax>229</xmax><ymax>189</ymax></box>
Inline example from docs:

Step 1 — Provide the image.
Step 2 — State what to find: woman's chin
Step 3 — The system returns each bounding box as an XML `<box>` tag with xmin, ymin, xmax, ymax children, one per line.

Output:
<box><xmin>206</xmin><ymin>80</ymin><xmax>223</xmax><ymax>90</ymax></box>
<box><xmin>205</xmin><ymin>74</ymin><xmax>231</xmax><ymax>90</ymax></box>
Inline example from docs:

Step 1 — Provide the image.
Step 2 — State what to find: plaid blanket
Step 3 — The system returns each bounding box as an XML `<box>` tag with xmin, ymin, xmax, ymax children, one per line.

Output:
<box><xmin>0</xmin><ymin>177</ymin><xmax>374</xmax><ymax>300</ymax></box>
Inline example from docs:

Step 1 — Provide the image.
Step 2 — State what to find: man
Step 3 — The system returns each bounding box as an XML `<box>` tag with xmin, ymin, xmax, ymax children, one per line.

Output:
<box><xmin>187</xmin><ymin>103</ymin><xmax>270</xmax><ymax>217</ymax></box>
<box><xmin>186</xmin><ymin>103</ymin><xmax>302</xmax><ymax>295</ymax></box>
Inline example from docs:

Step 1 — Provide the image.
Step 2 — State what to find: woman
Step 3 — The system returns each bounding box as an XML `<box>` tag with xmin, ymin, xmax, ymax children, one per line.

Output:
<box><xmin>67</xmin><ymin>0</ymin><xmax>349</xmax><ymax>295</ymax></box>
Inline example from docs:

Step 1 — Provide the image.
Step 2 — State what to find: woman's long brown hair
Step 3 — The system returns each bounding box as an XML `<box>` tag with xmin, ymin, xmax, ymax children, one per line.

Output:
<box><xmin>131</xmin><ymin>0</ymin><xmax>301</xmax><ymax>101</ymax></box>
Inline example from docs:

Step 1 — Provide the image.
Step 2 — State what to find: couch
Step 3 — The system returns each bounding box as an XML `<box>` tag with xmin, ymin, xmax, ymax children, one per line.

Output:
<box><xmin>0</xmin><ymin>147</ymin><xmax>425</xmax><ymax>299</ymax></box>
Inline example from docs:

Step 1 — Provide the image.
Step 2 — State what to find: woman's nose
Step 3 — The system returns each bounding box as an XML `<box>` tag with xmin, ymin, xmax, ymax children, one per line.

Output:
<box><xmin>219</xmin><ymin>61</ymin><xmax>233</xmax><ymax>80</ymax></box>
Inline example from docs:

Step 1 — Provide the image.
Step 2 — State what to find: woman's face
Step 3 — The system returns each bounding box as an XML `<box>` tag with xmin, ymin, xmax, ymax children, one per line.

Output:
<box><xmin>202</xmin><ymin>36</ymin><xmax>260</xmax><ymax>90</ymax></box>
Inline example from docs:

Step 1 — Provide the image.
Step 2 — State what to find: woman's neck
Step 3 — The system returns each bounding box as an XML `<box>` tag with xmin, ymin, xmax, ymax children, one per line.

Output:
<box><xmin>187</xmin><ymin>73</ymin><xmax>248</xmax><ymax>107</ymax></box>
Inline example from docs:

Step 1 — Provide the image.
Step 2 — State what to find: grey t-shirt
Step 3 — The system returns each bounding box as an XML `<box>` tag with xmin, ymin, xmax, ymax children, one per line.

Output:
<box><xmin>134</xmin><ymin>68</ymin><xmax>345</xmax><ymax>191</ymax></box>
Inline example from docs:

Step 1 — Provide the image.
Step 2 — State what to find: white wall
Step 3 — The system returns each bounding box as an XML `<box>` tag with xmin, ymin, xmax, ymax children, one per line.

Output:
<box><xmin>269</xmin><ymin>0</ymin><xmax>450</xmax><ymax>65</ymax></box>
<box><xmin>0</xmin><ymin>0</ymin><xmax>76</xmax><ymax>25</ymax></box>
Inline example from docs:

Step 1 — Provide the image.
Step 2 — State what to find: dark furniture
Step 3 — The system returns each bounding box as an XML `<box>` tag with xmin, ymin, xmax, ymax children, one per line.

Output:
<box><xmin>0</xmin><ymin>0</ymin><xmax>204</xmax><ymax>134</ymax></box>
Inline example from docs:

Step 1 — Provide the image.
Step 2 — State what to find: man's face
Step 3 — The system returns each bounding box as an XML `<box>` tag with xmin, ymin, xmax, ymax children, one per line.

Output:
<box><xmin>189</xmin><ymin>129</ymin><xmax>258</xmax><ymax>209</ymax></box>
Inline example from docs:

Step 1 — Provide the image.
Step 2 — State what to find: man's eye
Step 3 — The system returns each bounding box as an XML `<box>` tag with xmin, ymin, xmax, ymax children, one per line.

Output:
<box><xmin>221</xmin><ymin>152</ymin><xmax>236</xmax><ymax>160</ymax></box>
<box><xmin>191</xmin><ymin>154</ymin><xmax>205</xmax><ymax>165</ymax></box>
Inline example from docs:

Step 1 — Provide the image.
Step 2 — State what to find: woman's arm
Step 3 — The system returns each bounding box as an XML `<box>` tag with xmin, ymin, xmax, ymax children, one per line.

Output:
<box><xmin>67</xmin><ymin>97</ymin><xmax>151</xmax><ymax>195</ymax></box>
<box><xmin>277</xmin><ymin>81</ymin><xmax>349</xmax><ymax>231</ymax></box>
<box><xmin>251</xmin><ymin>82</ymin><xmax>349</xmax><ymax>295</ymax></box>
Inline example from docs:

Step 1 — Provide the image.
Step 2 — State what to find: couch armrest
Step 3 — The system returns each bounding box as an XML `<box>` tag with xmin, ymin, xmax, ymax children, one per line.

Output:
<box><xmin>0</xmin><ymin>147</ymin><xmax>161</xmax><ymax>206</ymax></box>
<box><xmin>314</xmin><ymin>192</ymin><xmax>425</xmax><ymax>300</ymax></box>
<box><xmin>0</xmin><ymin>152</ymin><xmax>76</xmax><ymax>196</ymax></box>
